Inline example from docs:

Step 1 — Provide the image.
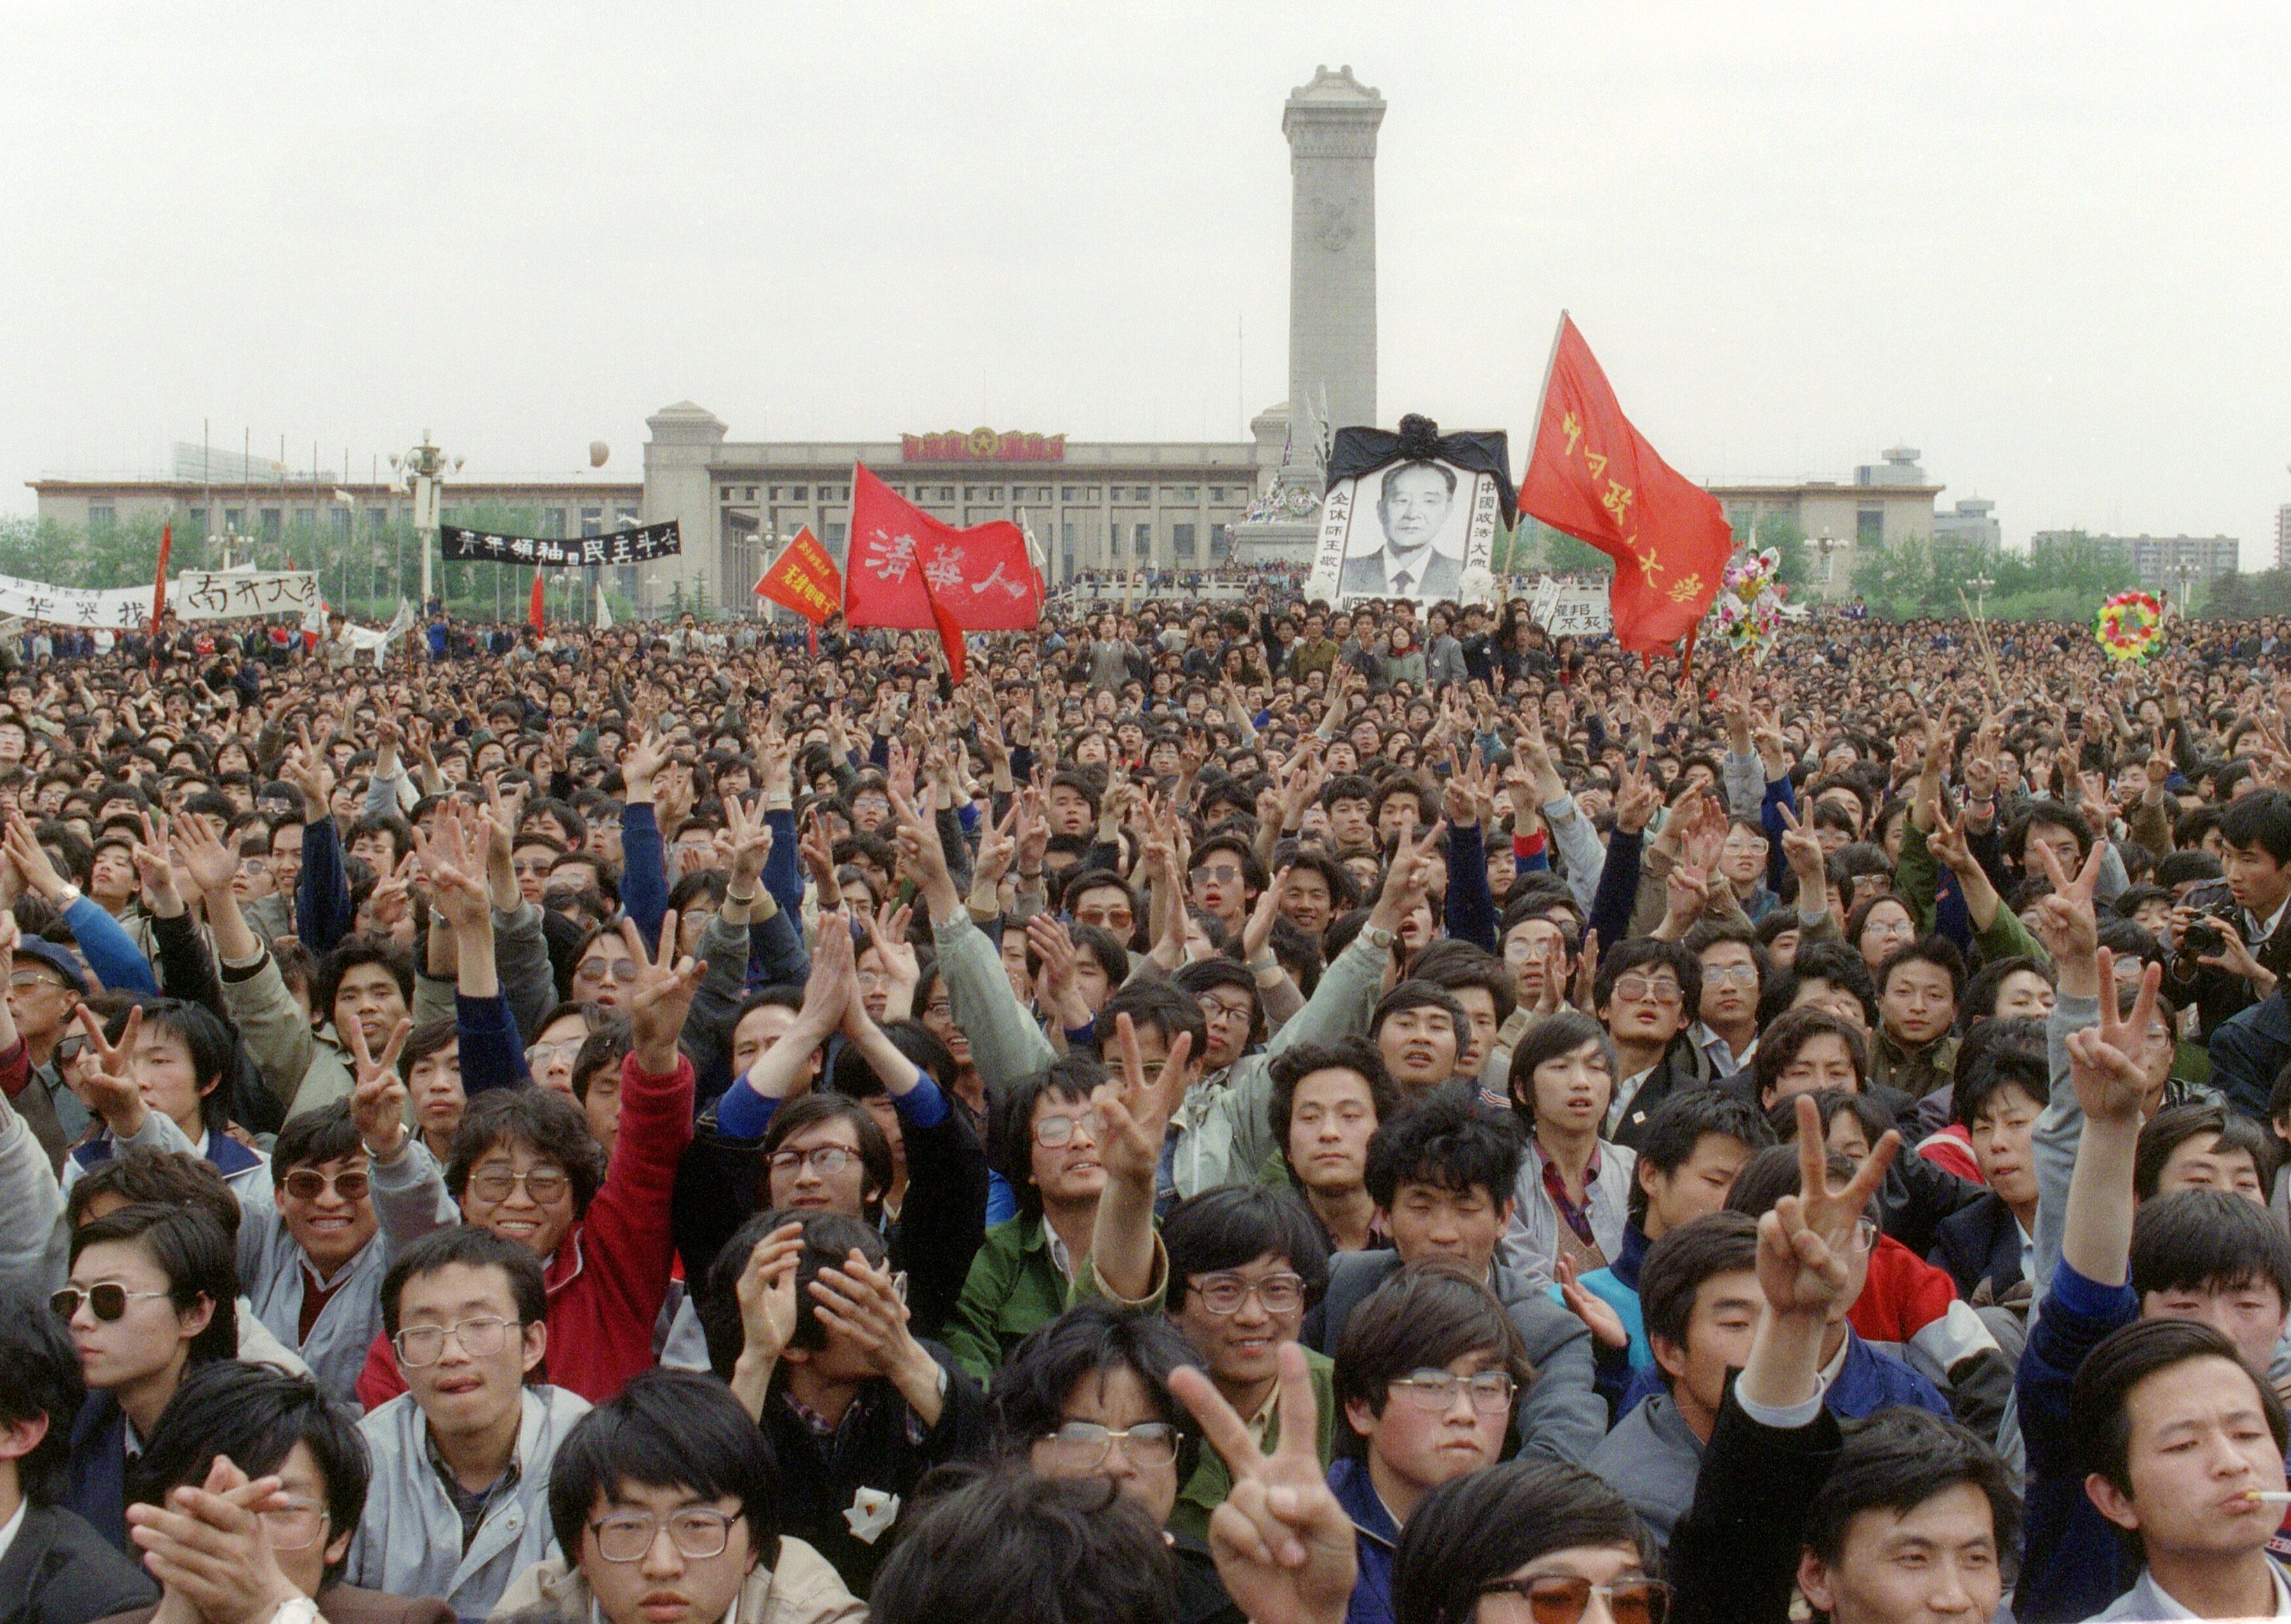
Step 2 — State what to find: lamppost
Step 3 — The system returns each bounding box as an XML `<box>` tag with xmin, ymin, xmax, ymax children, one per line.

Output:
<box><xmin>1967</xmin><ymin>570</ymin><xmax>1995</xmax><ymax>622</ymax></box>
<box><xmin>389</xmin><ymin>433</ymin><xmax>462</xmax><ymax>615</ymax></box>
<box><xmin>2173</xmin><ymin>558</ymin><xmax>2193</xmax><ymax>617</ymax></box>
<box><xmin>1816</xmin><ymin>532</ymin><xmax>1838</xmax><ymax>604</ymax></box>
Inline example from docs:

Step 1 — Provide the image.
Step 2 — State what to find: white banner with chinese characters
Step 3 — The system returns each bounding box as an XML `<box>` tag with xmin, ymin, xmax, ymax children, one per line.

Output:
<box><xmin>1528</xmin><ymin>575</ymin><xmax>1613</xmax><ymax>638</ymax></box>
<box><xmin>0</xmin><ymin>569</ymin><xmax>319</xmax><ymax>628</ymax></box>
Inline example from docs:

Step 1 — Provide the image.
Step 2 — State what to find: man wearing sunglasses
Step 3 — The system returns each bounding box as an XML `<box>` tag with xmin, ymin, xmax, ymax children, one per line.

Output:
<box><xmin>348</xmin><ymin>1226</ymin><xmax>588</xmax><ymax>1618</ymax></box>
<box><xmin>232</xmin><ymin>1099</ymin><xmax>394</xmax><ymax>1407</ymax></box>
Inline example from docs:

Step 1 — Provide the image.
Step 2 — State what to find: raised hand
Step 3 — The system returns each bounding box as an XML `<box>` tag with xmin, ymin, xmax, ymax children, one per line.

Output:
<box><xmin>1171</xmin><ymin>1343</ymin><xmax>1357</xmax><ymax>1624</ymax></box>
<box><xmin>124</xmin><ymin>1453</ymin><xmax>304</xmax><ymax>1624</ymax></box>
<box><xmin>729</xmin><ymin>1220</ymin><xmax>804</xmax><ymax>1413</ymax></box>
<box><xmin>73</xmin><ymin>1003</ymin><xmax>145</xmax><ymax>1136</ymax></box>
<box><xmin>411</xmin><ymin>802</ymin><xmax>491</xmax><ymax>933</ymax></box>
<box><xmin>1555</xmin><ymin>1254</ymin><xmax>1631</xmax><ymax>1350</ymax></box>
<box><xmin>2065</xmin><ymin>948</ymin><xmax>2163</xmax><ymax>1127</ymax></box>
<box><xmin>171</xmin><ymin>807</ymin><xmax>241</xmax><ymax>899</ymax></box>
<box><xmin>1613</xmin><ymin>753</ymin><xmax>1661</xmax><ymax>835</ymax></box>
<box><xmin>1571</xmin><ymin>928</ymin><xmax>1601</xmax><ymax>1014</ymax></box>
<box><xmin>798</xmin><ymin>809</ymin><xmax>841</xmax><ymax>906</ymax></box>
<box><xmin>1757</xmin><ymin>1092</ymin><xmax>1899</xmax><ymax>1320</ymax></box>
<box><xmin>346</xmin><ymin>1015</ymin><xmax>413</xmax><ymax>1158</ymax></box>
<box><xmin>130</xmin><ymin>810</ymin><xmax>183</xmax><ymax>918</ymax></box>
<box><xmin>1094</xmin><ymin>1011</ymin><xmax>1193</xmax><ymax>1193</ymax></box>
<box><xmin>1773</xmin><ymin>802</ymin><xmax>1827</xmax><ymax>907</ymax></box>
<box><xmin>1367</xmin><ymin>819</ymin><xmax>1448</xmax><ymax>936</ymax></box>
<box><xmin>2030</xmin><ymin>834</ymin><xmax>2107</xmax><ymax>992</ymax></box>
<box><xmin>1241</xmin><ymin>866</ymin><xmax>1290</xmax><ymax>967</ymax></box>
<box><xmin>721</xmin><ymin>792</ymin><xmax>773</xmax><ymax>890</ymax></box>
<box><xmin>623</xmin><ymin>912</ymin><xmax>708</xmax><ymax>1073</ymax></box>
<box><xmin>810</xmin><ymin>1248</ymin><xmax>943</xmax><ymax>1418</ymax></box>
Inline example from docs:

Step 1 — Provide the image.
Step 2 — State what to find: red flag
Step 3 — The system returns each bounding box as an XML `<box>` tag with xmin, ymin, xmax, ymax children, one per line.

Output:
<box><xmin>150</xmin><ymin>520</ymin><xmax>173</xmax><ymax>632</ymax></box>
<box><xmin>753</xmin><ymin>526</ymin><xmax>844</xmax><ymax>624</ymax></box>
<box><xmin>529</xmin><ymin>568</ymin><xmax>546</xmax><ymax>633</ymax></box>
<box><xmin>841</xmin><ymin>463</ymin><xmax>1040</xmax><ymax>681</ymax></box>
<box><xmin>1518</xmin><ymin>315</ymin><xmax>1733</xmax><ymax>661</ymax></box>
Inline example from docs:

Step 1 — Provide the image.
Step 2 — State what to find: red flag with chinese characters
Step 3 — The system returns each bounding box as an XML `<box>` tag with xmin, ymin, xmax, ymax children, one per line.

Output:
<box><xmin>841</xmin><ymin>462</ymin><xmax>1041</xmax><ymax>681</ymax></box>
<box><xmin>1518</xmin><ymin>315</ymin><xmax>1733</xmax><ymax>660</ymax></box>
<box><xmin>529</xmin><ymin>569</ymin><xmax>546</xmax><ymax>632</ymax></box>
<box><xmin>753</xmin><ymin>527</ymin><xmax>844</xmax><ymax>625</ymax></box>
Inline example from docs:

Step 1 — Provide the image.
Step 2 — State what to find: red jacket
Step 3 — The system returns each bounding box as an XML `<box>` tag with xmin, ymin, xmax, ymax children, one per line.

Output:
<box><xmin>356</xmin><ymin>1051</ymin><xmax>695</xmax><ymax>1408</ymax></box>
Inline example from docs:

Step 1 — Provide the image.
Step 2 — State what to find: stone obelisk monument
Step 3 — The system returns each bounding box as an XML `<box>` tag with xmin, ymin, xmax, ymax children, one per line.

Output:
<box><xmin>1242</xmin><ymin>64</ymin><xmax>1385</xmax><ymax>564</ymax></box>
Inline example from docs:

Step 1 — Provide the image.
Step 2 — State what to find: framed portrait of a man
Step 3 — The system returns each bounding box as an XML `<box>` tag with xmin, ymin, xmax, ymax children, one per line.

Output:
<box><xmin>1305</xmin><ymin>455</ymin><xmax>1500</xmax><ymax>606</ymax></box>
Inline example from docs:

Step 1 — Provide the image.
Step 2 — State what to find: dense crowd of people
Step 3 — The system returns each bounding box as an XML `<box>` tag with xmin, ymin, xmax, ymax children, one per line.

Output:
<box><xmin>8</xmin><ymin>584</ymin><xmax>2291</xmax><ymax>1624</ymax></box>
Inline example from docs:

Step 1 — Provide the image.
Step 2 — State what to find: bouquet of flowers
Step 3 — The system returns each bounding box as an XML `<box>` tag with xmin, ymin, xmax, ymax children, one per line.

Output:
<box><xmin>1712</xmin><ymin>547</ymin><xmax>1788</xmax><ymax>661</ymax></box>
<box><xmin>2094</xmin><ymin>590</ymin><xmax>2165</xmax><ymax>663</ymax></box>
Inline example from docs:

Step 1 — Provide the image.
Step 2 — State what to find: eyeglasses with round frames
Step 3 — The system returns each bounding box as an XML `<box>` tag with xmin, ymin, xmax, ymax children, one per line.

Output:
<box><xmin>1391</xmin><ymin>1368</ymin><xmax>1517</xmax><ymax>1413</ymax></box>
<box><xmin>769</xmin><ymin>1145</ymin><xmax>856</xmax><ymax>1179</ymax></box>
<box><xmin>283</xmin><ymin>1169</ymin><xmax>370</xmax><ymax>1202</ymax></box>
<box><xmin>1476</xmin><ymin>1575</ymin><xmax>1672</xmax><ymax>1624</ymax></box>
<box><xmin>525</xmin><ymin>1039</ymin><xmax>584</xmax><ymax>1068</ymax></box>
<box><xmin>260</xmin><ymin>1499</ymin><xmax>330</xmax><ymax>1551</ymax></box>
<box><xmin>1033</xmin><ymin>1110</ymin><xmax>1105</xmax><ymax>1148</ymax></box>
<box><xmin>1038</xmin><ymin>1420</ymin><xmax>1179</xmax><ymax>1470</ymax></box>
<box><xmin>575</xmin><ymin>958</ymin><xmax>641</xmax><ymax>985</ymax></box>
<box><xmin>588</xmin><ymin>1508</ymin><xmax>739</xmax><ymax>1563</ymax></box>
<box><xmin>1189</xmin><ymin>1271</ymin><xmax>1306</xmax><ymax>1316</ymax></box>
<box><xmin>51</xmin><ymin>1283</ymin><xmax>170</xmax><ymax>1322</ymax></box>
<box><xmin>393</xmin><ymin>1314</ymin><xmax>518</xmax><ymax>1367</ymax></box>
<box><xmin>1612</xmin><ymin>977</ymin><xmax>1683</xmax><ymax>1007</ymax></box>
<box><xmin>1701</xmin><ymin>965</ymin><xmax>1759</xmax><ymax>989</ymax></box>
<box><xmin>466</xmin><ymin>1165</ymin><xmax>571</xmax><ymax>1205</ymax></box>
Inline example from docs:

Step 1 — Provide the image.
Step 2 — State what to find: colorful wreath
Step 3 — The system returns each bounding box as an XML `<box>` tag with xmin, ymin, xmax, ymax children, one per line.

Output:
<box><xmin>1710</xmin><ymin>547</ymin><xmax>1789</xmax><ymax>661</ymax></box>
<box><xmin>2094</xmin><ymin>590</ymin><xmax>2165</xmax><ymax>663</ymax></box>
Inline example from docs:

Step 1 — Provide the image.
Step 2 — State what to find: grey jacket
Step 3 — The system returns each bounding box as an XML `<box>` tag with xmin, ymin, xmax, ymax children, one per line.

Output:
<box><xmin>1501</xmin><ymin>1139</ymin><xmax>1638</xmax><ymax>1293</ymax></box>
<box><xmin>1586</xmin><ymin>1389</ymin><xmax>1703</xmax><ymax>1549</ymax></box>
<box><xmin>346</xmin><ymin>1383</ymin><xmax>592</xmax><ymax>1619</ymax></box>
<box><xmin>0</xmin><ymin>1085</ymin><xmax>66</xmax><ymax>1301</ymax></box>
<box><xmin>237</xmin><ymin>1198</ymin><xmax>398</xmax><ymax>1407</ymax></box>
<box><xmin>1308</xmin><ymin>1247</ymin><xmax>1607</xmax><ymax>1468</ymax></box>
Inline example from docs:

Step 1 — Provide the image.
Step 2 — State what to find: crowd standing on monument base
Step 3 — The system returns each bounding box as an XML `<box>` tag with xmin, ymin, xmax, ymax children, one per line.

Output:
<box><xmin>12</xmin><ymin>584</ymin><xmax>2291</xmax><ymax>1624</ymax></box>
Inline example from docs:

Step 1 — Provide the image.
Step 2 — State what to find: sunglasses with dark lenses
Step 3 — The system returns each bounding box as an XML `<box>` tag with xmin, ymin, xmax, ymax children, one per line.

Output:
<box><xmin>1477</xmin><ymin>1577</ymin><xmax>1672</xmax><ymax>1624</ymax></box>
<box><xmin>52</xmin><ymin>1283</ymin><xmax>171</xmax><ymax>1322</ymax></box>
<box><xmin>283</xmin><ymin>1169</ymin><xmax>370</xmax><ymax>1202</ymax></box>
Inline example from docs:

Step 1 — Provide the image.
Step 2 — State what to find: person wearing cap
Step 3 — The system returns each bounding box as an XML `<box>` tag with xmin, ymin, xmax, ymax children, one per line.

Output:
<box><xmin>4</xmin><ymin>933</ymin><xmax>95</xmax><ymax>1175</ymax></box>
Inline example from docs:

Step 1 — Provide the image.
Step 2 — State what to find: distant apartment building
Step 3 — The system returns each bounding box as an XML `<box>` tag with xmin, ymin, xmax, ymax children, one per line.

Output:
<box><xmin>2277</xmin><ymin>503</ymin><xmax>2291</xmax><ymax>571</ymax></box>
<box><xmin>1932</xmin><ymin>499</ymin><xmax>2000</xmax><ymax>552</ymax></box>
<box><xmin>2028</xmin><ymin>529</ymin><xmax>2240</xmax><ymax>590</ymax></box>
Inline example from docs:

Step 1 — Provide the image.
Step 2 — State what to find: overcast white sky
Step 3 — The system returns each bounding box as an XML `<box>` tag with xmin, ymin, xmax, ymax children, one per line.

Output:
<box><xmin>6</xmin><ymin>4</ymin><xmax>2288</xmax><ymax>558</ymax></box>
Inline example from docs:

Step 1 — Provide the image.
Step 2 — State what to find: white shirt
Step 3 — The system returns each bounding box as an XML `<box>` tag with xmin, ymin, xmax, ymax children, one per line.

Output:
<box><xmin>1607</xmin><ymin>1068</ymin><xmax>1656</xmax><ymax>1136</ymax></box>
<box><xmin>0</xmin><ymin>1497</ymin><xmax>25</xmax><ymax>1571</ymax></box>
<box><xmin>2140</xmin><ymin>1557</ymin><xmax>2291</xmax><ymax>1618</ymax></box>
<box><xmin>2251</xmin><ymin>896</ymin><xmax>2291</xmax><ymax>948</ymax></box>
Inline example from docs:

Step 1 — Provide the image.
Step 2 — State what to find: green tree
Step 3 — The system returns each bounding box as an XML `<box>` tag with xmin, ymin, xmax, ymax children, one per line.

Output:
<box><xmin>1751</xmin><ymin>513</ymin><xmax>1812</xmax><ymax>587</ymax></box>
<box><xmin>1543</xmin><ymin>529</ymin><xmax>1614</xmax><ymax>577</ymax></box>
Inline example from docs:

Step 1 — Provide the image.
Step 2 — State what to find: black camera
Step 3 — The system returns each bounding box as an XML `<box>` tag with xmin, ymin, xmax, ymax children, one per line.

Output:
<box><xmin>2176</xmin><ymin>879</ymin><xmax>2237</xmax><ymax>962</ymax></box>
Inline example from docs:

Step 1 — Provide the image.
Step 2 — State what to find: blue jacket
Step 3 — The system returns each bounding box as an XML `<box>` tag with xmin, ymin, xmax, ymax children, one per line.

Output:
<box><xmin>63</xmin><ymin>1391</ymin><xmax>132</xmax><ymax>1555</ymax></box>
<box><xmin>1615</xmin><ymin>1326</ymin><xmax>1948</xmax><ymax>1422</ymax></box>
<box><xmin>1328</xmin><ymin>1456</ymin><xmax>1398</xmax><ymax>1624</ymax></box>
<box><xmin>2015</xmin><ymin>1260</ymin><xmax>2141</xmax><ymax>1624</ymax></box>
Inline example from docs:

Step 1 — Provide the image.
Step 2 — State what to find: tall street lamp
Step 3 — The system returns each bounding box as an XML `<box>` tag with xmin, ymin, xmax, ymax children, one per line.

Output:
<box><xmin>1816</xmin><ymin>532</ymin><xmax>1838</xmax><ymax>602</ymax></box>
<box><xmin>389</xmin><ymin>433</ymin><xmax>462</xmax><ymax>614</ymax></box>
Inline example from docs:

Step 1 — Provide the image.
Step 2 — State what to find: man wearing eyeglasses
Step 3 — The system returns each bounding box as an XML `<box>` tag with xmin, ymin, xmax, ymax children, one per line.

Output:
<box><xmin>110</xmin><ymin>1359</ymin><xmax>453</xmax><ymax>1624</ymax></box>
<box><xmin>1328</xmin><ymin>1265</ymin><xmax>1533</xmax><ymax>1624</ymax></box>
<box><xmin>492</xmin><ymin>1368</ymin><xmax>861</xmax><ymax>1624</ymax></box>
<box><xmin>348</xmin><ymin>1227</ymin><xmax>589</xmax><ymax>1618</ymax></box>
<box><xmin>1592</xmin><ymin>941</ymin><xmax>1712</xmax><ymax>1151</ymax></box>
<box><xmin>6</xmin><ymin>935</ymin><xmax>94</xmax><ymax>1175</ymax></box>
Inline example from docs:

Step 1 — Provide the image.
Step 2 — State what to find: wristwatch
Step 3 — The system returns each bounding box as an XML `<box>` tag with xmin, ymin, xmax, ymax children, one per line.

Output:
<box><xmin>1360</xmin><ymin>924</ymin><xmax>1398</xmax><ymax>951</ymax></box>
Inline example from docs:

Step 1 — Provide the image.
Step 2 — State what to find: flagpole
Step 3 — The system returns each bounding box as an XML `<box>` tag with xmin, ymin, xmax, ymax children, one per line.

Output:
<box><xmin>1524</xmin><ymin>309</ymin><xmax>1570</xmax><ymax>479</ymax></box>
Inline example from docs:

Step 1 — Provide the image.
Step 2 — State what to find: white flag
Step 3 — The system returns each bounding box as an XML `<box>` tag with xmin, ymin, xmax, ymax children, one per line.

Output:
<box><xmin>595</xmin><ymin>587</ymin><xmax>614</xmax><ymax>630</ymax></box>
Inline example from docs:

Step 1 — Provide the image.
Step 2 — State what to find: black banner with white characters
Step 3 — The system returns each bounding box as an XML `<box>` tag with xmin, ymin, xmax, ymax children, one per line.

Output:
<box><xmin>439</xmin><ymin>521</ymin><xmax>680</xmax><ymax>567</ymax></box>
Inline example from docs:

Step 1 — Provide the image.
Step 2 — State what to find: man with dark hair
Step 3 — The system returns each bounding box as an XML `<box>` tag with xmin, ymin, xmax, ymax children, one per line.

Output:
<box><xmin>1668</xmin><ymin>1102</ymin><xmax>2021</xmax><ymax>1624</ymax></box>
<box><xmin>1683</xmin><ymin>918</ymin><xmax>1766</xmax><ymax>1082</ymax></box>
<box><xmin>1310</xmin><ymin>1088</ymin><xmax>1606</xmax><ymax>1468</ymax></box>
<box><xmin>1268</xmin><ymin>1038</ymin><xmax>1400</xmax><ymax>1254</ymax></box>
<box><xmin>494</xmin><ymin>1367</ymin><xmax>862</xmax><ymax>1624</ymax></box>
<box><xmin>1591</xmin><ymin>937</ymin><xmax>1710</xmax><ymax>1147</ymax></box>
<box><xmin>60</xmin><ymin>1204</ymin><xmax>238</xmax><ymax>1553</ymax></box>
<box><xmin>2168</xmin><ymin>787</ymin><xmax>2291</xmax><ymax>1036</ymax></box>
<box><xmin>2132</xmin><ymin>1100</ymin><xmax>2275</xmax><ymax>1203</ymax></box>
<box><xmin>120</xmin><ymin>1360</ymin><xmax>450</xmax><ymax>1624</ymax></box>
<box><xmin>703</xmin><ymin>1208</ymin><xmax>988</xmax><ymax>1597</ymax></box>
<box><xmin>868</xmin><ymin>1471</ymin><xmax>1173</xmax><ymax>1624</ymax></box>
<box><xmin>1367</xmin><ymin>981</ymin><xmax>1467</xmax><ymax>1098</ymax></box>
<box><xmin>1930</xmin><ymin>1051</ymin><xmax>2048</xmax><ymax>1307</ymax></box>
<box><xmin>0</xmin><ymin>1287</ymin><xmax>156</xmax><ymax>1624</ymax></box>
<box><xmin>1329</xmin><ymin>1263</ymin><xmax>1529</xmax><ymax>1623</ymax></box>
<box><xmin>348</xmin><ymin>1226</ymin><xmax>586</xmax><ymax>1617</ymax></box>
<box><xmin>1872</xmin><ymin>936</ymin><xmax>1964</xmax><ymax>1106</ymax></box>
<box><xmin>2072</xmin><ymin>1319</ymin><xmax>2291</xmax><ymax>1621</ymax></box>
<box><xmin>1406</xmin><ymin>940</ymin><xmax>1516</xmax><ymax>1086</ymax></box>
<box><xmin>1566</xmin><ymin>1089</ymin><xmax>1775</xmax><ymax>1392</ymax></box>
<box><xmin>1586</xmin><ymin>1211</ymin><xmax>1760</xmax><ymax>1549</ymax></box>
<box><xmin>989</xmin><ymin>1302</ymin><xmax>1240</xmax><ymax>1624</ymax></box>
